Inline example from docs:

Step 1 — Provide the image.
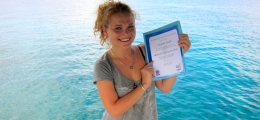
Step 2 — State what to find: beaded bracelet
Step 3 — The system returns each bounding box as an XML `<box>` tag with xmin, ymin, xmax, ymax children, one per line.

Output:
<box><xmin>140</xmin><ymin>83</ymin><xmax>146</xmax><ymax>92</ymax></box>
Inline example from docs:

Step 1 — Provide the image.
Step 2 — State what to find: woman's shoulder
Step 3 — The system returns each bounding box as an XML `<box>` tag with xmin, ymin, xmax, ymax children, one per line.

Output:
<box><xmin>94</xmin><ymin>52</ymin><xmax>111</xmax><ymax>67</ymax></box>
<box><xmin>136</xmin><ymin>44</ymin><xmax>145</xmax><ymax>48</ymax></box>
<box><xmin>133</xmin><ymin>44</ymin><xmax>145</xmax><ymax>52</ymax></box>
<box><xmin>95</xmin><ymin>51</ymin><xmax>110</xmax><ymax>62</ymax></box>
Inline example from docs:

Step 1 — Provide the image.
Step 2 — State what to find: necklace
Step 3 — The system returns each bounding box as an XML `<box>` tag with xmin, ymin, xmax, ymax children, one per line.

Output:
<box><xmin>110</xmin><ymin>48</ymin><xmax>134</xmax><ymax>69</ymax></box>
<box><xmin>110</xmin><ymin>47</ymin><xmax>136</xmax><ymax>81</ymax></box>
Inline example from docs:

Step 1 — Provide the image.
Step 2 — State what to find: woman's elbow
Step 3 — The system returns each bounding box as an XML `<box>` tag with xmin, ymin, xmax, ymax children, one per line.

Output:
<box><xmin>107</xmin><ymin>110</ymin><xmax>122</xmax><ymax>118</ymax></box>
<box><xmin>111</xmin><ymin>113</ymin><xmax>121</xmax><ymax>119</ymax></box>
<box><xmin>160</xmin><ymin>88</ymin><xmax>172</xmax><ymax>93</ymax></box>
<box><xmin>111</xmin><ymin>114</ymin><xmax>120</xmax><ymax>119</ymax></box>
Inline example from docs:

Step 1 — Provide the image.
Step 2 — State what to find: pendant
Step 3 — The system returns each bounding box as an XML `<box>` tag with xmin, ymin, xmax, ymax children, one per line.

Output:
<box><xmin>130</xmin><ymin>66</ymin><xmax>133</xmax><ymax>69</ymax></box>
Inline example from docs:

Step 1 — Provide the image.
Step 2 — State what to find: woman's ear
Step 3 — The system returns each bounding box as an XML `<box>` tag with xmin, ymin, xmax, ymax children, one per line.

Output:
<box><xmin>102</xmin><ymin>26</ymin><xmax>108</xmax><ymax>38</ymax></box>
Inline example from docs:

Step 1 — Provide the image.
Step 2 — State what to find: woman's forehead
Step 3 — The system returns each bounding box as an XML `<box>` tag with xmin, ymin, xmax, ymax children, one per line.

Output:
<box><xmin>109</xmin><ymin>13</ymin><xmax>135</xmax><ymax>25</ymax></box>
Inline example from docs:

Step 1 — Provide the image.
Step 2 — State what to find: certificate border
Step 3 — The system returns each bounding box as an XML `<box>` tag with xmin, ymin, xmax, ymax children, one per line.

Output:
<box><xmin>143</xmin><ymin>20</ymin><xmax>186</xmax><ymax>80</ymax></box>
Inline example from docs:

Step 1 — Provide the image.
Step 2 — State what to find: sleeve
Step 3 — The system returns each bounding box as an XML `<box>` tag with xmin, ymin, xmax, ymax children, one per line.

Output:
<box><xmin>93</xmin><ymin>59</ymin><xmax>114</xmax><ymax>84</ymax></box>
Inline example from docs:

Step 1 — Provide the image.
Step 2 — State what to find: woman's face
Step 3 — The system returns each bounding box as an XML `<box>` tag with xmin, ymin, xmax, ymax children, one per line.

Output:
<box><xmin>103</xmin><ymin>13</ymin><xmax>136</xmax><ymax>49</ymax></box>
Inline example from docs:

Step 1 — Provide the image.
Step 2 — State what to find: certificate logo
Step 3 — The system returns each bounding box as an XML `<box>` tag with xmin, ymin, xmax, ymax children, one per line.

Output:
<box><xmin>155</xmin><ymin>70</ymin><xmax>160</xmax><ymax>76</ymax></box>
<box><xmin>176</xmin><ymin>63</ymin><xmax>181</xmax><ymax>71</ymax></box>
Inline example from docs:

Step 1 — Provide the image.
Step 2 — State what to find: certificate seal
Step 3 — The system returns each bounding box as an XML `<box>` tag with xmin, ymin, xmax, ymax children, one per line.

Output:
<box><xmin>156</xmin><ymin>70</ymin><xmax>160</xmax><ymax>76</ymax></box>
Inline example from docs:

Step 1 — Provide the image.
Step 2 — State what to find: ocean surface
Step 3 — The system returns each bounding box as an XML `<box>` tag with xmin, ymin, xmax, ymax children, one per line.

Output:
<box><xmin>1</xmin><ymin>0</ymin><xmax>260</xmax><ymax>119</ymax></box>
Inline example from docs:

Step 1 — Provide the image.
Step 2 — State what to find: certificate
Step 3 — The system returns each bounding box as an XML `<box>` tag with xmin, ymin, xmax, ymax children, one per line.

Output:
<box><xmin>143</xmin><ymin>20</ymin><xmax>186</xmax><ymax>81</ymax></box>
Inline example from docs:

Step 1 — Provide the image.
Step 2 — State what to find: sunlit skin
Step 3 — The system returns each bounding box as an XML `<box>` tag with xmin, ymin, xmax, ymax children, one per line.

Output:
<box><xmin>103</xmin><ymin>13</ymin><xmax>136</xmax><ymax>50</ymax></box>
<box><xmin>97</xmin><ymin>12</ymin><xmax>191</xmax><ymax>118</ymax></box>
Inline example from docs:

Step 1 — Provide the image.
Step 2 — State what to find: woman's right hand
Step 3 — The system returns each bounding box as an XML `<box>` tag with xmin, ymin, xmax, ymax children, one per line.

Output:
<box><xmin>140</xmin><ymin>61</ymin><xmax>154</xmax><ymax>89</ymax></box>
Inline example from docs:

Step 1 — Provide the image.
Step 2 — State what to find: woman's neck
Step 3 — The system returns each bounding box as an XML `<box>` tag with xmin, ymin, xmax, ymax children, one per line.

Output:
<box><xmin>110</xmin><ymin>46</ymin><xmax>133</xmax><ymax>59</ymax></box>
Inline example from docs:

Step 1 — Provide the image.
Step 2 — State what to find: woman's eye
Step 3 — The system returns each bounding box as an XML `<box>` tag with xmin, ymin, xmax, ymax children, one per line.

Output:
<box><xmin>115</xmin><ymin>27</ymin><xmax>122</xmax><ymax>30</ymax></box>
<box><xmin>128</xmin><ymin>25</ymin><xmax>134</xmax><ymax>28</ymax></box>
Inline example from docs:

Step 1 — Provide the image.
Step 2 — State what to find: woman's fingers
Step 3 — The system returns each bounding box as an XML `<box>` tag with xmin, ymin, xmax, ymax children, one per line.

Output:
<box><xmin>179</xmin><ymin>43</ymin><xmax>190</xmax><ymax>52</ymax></box>
<box><xmin>142</xmin><ymin>61</ymin><xmax>154</xmax><ymax>77</ymax></box>
<box><xmin>146</xmin><ymin>61</ymin><xmax>153</xmax><ymax>67</ymax></box>
<box><xmin>178</xmin><ymin>34</ymin><xmax>190</xmax><ymax>45</ymax></box>
<box><xmin>141</xmin><ymin>61</ymin><xmax>154</xmax><ymax>88</ymax></box>
<box><xmin>178</xmin><ymin>34</ymin><xmax>191</xmax><ymax>53</ymax></box>
<box><xmin>179</xmin><ymin>34</ymin><xmax>189</xmax><ymax>39</ymax></box>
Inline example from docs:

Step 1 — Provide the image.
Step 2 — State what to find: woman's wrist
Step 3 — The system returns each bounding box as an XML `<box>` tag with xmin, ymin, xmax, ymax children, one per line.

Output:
<box><xmin>140</xmin><ymin>82</ymin><xmax>150</xmax><ymax>90</ymax></box>
<box><xmin>139</xmin><ymin>83</ymin><xmax>146</xmax><ymax>92</ymax></box>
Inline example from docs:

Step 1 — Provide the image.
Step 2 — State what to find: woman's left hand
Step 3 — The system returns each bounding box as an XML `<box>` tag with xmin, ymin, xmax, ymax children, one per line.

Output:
<box><xmin>178</xmin><ymin>34</ymin><xmax>191</xmax><ymax>53</ymax></box>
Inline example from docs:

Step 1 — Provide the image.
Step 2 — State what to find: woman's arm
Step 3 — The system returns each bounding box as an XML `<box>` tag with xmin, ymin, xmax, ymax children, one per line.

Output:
<box><xmin>155</xmin><ymin>77</ymin><xmax>177</xmax><ymax>93</ymax></box>
<box><xmin>96</xmin><ymin>80</ymin><xmax>145</xmax><ymax>118</ymax></box>
<box><xmin>96</xmin><ymin>61</ymin><xmax>153</xmax><ymax>118</ymax></box>
<box><xmin>138</xmin><ymin>44</ymin><xmax>177</xmax><ymax>93</ymax></box>
<box><xmin>155</xmin><ymin>34</ymin><xmax>191</xmax><ymax>93</ymax></box>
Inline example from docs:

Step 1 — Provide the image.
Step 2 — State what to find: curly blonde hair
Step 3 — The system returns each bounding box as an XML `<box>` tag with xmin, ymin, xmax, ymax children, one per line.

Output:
<box><xmin>93</xmin><ymin>0</ymin><xmax>136</xmax><ymax>46</ymax></box>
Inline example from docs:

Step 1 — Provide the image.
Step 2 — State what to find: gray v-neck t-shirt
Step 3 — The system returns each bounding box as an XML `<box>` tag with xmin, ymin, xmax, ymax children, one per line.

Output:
<box><xmin>93</xmin><ymin>52</ymin><xmax>158</xmax><ymax>120</ymax></box>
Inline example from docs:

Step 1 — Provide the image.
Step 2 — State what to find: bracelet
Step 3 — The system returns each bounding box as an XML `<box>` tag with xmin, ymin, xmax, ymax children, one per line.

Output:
<box><xmin>140</xmin><ymin>83</ymin><xmax>146</xmax><ymax>92</ymax></box>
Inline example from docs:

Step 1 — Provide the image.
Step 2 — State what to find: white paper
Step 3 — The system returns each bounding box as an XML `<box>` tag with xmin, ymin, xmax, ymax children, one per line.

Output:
<box><xmin>149</xmin><ymin>29</ymin><xmax>183</xmax><ymax>77</ymax></box>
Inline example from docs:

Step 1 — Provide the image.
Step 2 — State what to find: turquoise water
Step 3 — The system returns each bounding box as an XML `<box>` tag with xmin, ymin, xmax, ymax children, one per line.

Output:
<box><xmin>1</xmin><ymin>0</ymin><xmax>260</xmax><ymax>119</ymax></box>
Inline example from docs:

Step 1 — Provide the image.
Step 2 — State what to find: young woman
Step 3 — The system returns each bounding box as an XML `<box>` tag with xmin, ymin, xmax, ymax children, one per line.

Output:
<box><xmin>93</xmin><ymin>1</ymin><xmax>191</xmax><ymax>119</ymax></box>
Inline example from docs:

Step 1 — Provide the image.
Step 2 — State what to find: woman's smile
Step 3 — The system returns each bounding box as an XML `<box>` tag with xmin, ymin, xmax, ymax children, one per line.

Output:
<box><xmin>118</xmin><ymin>37</ymin><xmax>131</xmax><ymax>42</ymax></box>
<box><xmin>103</xmin><ymin>13</ymin><xmax>136</xmax><ymax>48</ymax></box>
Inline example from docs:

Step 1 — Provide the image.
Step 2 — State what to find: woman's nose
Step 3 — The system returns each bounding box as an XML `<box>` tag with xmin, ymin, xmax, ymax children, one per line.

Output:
<box><xmin>122</xmin><ymin>29</ymin><xmax>129</xmax><ymax>35</ymax></box>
